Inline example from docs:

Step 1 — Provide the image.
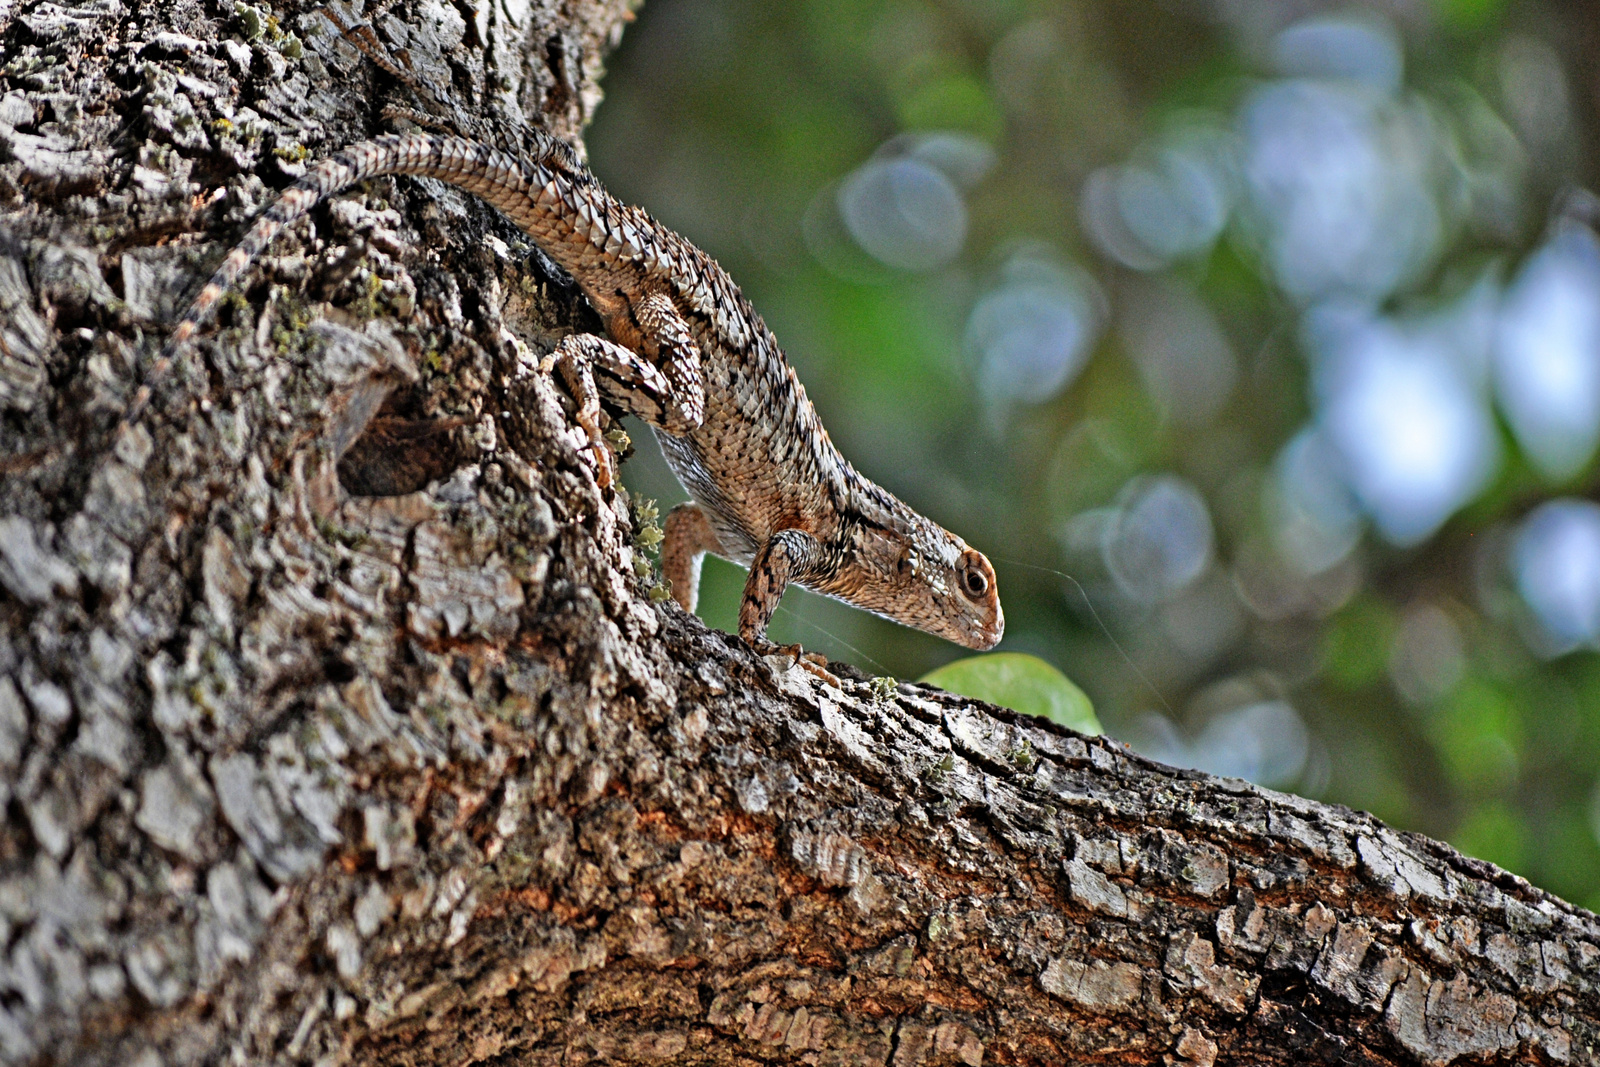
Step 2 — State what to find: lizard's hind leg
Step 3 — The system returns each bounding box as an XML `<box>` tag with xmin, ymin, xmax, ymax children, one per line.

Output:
<box><xmin>630</xmin><ymin>290</ymin><xmax>706</xmax><ymax>434</ymax></box>
<box><xmin>545</xmin><ymin>331</ymin><xmax>702</xmax><ymax>488</ymax></box>
<box><xmin>544</xmin><ymin>287</ymin><xmax>707</xmax><ymax>483</ymax></box>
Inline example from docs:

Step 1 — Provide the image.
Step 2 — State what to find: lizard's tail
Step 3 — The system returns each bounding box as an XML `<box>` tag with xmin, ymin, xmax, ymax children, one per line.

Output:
<box><xmin>167</xmin><ymin>136</ymin><xmax>503</xmax><ymax>353</ymax></box>
<box><xmin>140</xmin><ymin>132</ymin><xmax>590</xmax><ymax>419</ymax></box>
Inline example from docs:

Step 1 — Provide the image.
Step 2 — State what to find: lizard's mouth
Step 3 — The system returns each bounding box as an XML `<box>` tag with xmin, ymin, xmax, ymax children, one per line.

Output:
<box><xmin>955</xmin><ymin>603</ymin><xmax>1004</xmax><ymax>651</ymax></box>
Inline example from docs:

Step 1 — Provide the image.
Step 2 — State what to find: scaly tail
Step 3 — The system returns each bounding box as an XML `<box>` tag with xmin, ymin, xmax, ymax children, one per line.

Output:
<box><xmin>131</xmin><ymin>132</ymin><xmax>591</xmax><ymax>423</ymax></box>
<box><xmin>165</xmin><ymin>136</ymin><xmax>471</xmax><ymax>358</ymax></box>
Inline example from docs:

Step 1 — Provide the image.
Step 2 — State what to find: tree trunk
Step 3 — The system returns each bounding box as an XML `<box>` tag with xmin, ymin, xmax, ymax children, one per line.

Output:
<box><xmin>1</xmin><ymin>2</ymin><xmax>1597</xmax><ymax>1065</ymax></box>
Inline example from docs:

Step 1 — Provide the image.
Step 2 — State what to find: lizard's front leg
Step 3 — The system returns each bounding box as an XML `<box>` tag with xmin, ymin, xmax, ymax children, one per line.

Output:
<box><xmin>662</xmin><ymin>503</ymin><xmax>723</xmax><ymax>613</ymax></box>
<box><xmin>739</xmin><ymin>529</ymin><xmax>839</xmax><ymax>685</ymax></box>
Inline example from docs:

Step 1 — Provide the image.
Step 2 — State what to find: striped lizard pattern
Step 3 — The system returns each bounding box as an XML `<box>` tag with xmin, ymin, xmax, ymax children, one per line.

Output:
<box><xmin>165</xmin><ymin>132</ymin><xmax>1005</xmax><ymax>672</ymax></box>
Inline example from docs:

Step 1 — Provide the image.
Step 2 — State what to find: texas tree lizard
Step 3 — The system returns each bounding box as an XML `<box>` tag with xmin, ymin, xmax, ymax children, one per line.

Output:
<box><xmin>162</xmin><ymin>130</ymin><xmax>1005</xmax><ymax>673</ymax></box>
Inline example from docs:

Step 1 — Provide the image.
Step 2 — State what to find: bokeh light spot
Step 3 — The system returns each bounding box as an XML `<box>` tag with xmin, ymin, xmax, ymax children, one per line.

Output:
<box><xmin>1271</xmin><ymin>14</ymin><xmax>1403</xmax><ymax>93</ymax></box>
<box><xmin>1311</xmin><ymin>308</ymin><xmax>1499</xmax><ymax>545</ymax></box>
<box><xmin>838</xmin><ymin>154</ymin><xmax>967</xmax><ymax>271</ymax></box>
<box><xmin>1494</xmin><ymin>225</ymin><xmax>1600</xmax><ymax>481</ymax></box>
<box><xmin>1240</xmin><ymin>80</ymin><xmax>1441</xmax><ymax>302</ymax></box>
<box><xmin>1513</xmin><ymin>499</ymin><xmax>1600</xmax><ymax>652</ymax></box>
<box><xmin>1103</xmin><ymin>474</ymin><xmax>1213</xmax><ymax>603</ymax></box>
<box><xmin>1082</xmin><ymin>123</ymin><xmax>1234</xmax><ymax>271</ymax></box>
<box><xmin>1134</xmin><ymin>700</ymin><xmax>1311</xmax><ymax>789</ymax></box>
<box><xmin>1119</xmin><ymin>278</ymin><xmax>1237</xmax><ymax>426</ymax></box>
<box><xmin>967</xmin><ymin>251</ymin><xmax>1101</xmax><ymax>406</ymax></box>
<box><xmin>1389</xmin><ymin>603</ymin><xmax>1467</xmax><ymax>705</ymax></box>
<box><xmin>1268</xmin><ymin>427</ymin><xmax>1363</xmax><ymax>576</ymax></box>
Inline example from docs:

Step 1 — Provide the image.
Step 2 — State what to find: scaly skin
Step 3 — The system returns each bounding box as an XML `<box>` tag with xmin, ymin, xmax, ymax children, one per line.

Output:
<box><xmin>164</xmin><ymin>132</ymin><xmax>1004</xmax><ymax>664</ymax></box>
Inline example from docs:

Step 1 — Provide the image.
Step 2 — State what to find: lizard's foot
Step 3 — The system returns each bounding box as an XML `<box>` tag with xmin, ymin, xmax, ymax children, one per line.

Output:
<box><xmin>572</xmin><ymin>409</ymin><xmax>615</xmax><ymax>488</ymax></box>
<box><xmin>541</xmin><ymin>339</ymin><xmax>638</xmax><ymax>491</ymax></box>
<box><xmin>752</xmin><ymin>639</ymin><xmax>841</xmax><ymax>687</ymax></box>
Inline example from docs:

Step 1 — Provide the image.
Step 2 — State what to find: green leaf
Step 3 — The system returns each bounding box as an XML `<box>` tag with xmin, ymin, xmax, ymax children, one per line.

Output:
<box><xmin>920</xmin><ymin>653</ymin><xmax>1101</xmax><ymax>735</ymax></box>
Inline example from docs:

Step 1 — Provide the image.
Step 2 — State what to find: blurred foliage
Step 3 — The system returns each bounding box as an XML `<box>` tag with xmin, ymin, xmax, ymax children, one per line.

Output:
<box><xmin>589</xmin><ymin>0</ymin><xmax>1600</xmax><ymax>908</ymax></box>
<box><xmin>920</xmin><ymin>652</ymin><xmax>1102</xmax><ymax>734</ymax></box>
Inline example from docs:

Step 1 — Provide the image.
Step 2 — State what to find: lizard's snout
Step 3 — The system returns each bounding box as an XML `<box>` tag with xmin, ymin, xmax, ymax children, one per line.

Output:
<box><xmin>958</xmin><ymin>598</ymin><xmax>1004</xmax><ymax>650</ymax></box>
<box><xmin>975</xmin><ymin>601</ymin><xmax>1005</xmax><ymax>649</ymax></box>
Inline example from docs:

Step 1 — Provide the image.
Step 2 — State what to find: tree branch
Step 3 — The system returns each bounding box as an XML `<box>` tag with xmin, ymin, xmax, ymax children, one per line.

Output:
<box><xmin>0</xmin><ymin>2</ymin><xmax>1596</xmax><ymax>1065</ymax></box>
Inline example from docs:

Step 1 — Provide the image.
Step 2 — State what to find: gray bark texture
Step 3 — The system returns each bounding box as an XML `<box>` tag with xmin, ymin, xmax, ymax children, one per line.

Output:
<box><xmin>0</xmin><ymin>0</ymin><xmax>1598</xmax><ymax>1064</ymax></box>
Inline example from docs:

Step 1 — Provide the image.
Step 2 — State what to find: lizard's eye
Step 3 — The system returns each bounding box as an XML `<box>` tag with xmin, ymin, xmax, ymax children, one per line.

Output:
<box><xmin>958</xmin><ymin>553</ymin><xmax>990</xmax><ymax>599</ymax></box>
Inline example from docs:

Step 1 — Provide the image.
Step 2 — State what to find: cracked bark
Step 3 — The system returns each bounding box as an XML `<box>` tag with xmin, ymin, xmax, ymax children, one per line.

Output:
<box><xmin>1</xmin><ymin>1</ymin><xmax>1598</xmax><ymax>1065</ymax></box>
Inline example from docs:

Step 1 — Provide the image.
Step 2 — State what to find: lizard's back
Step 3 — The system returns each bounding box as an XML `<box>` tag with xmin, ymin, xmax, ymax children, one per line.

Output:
<box><xmin>522</xmin><ymin>176</ymin><xmax>868</xmax><ymax>564</ymax></box>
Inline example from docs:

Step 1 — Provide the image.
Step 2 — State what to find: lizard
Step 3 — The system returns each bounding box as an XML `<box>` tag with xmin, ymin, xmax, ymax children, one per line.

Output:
<box><xmin>159</xmin><ymin>130</ymin><xmax>1006</xmax><ymax>676</ymax></box>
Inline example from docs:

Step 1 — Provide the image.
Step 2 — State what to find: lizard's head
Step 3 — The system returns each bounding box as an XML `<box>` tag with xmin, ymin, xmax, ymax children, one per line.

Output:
<box><xmin>933</xmin><ymin>541</ymin><xmax>1005</xmax><ymax>650</ymax></box>
<box><xmin>826</xmin><ymin>516</ymin><xmax>1005</xmax><ymax>650</ymax></box>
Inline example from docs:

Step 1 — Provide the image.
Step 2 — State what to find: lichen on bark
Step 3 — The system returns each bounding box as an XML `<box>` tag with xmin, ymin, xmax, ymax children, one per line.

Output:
<box><xmin>1</xmin><ymin>1</ymin><xmax>1599</xmax><ymax>1065</ymax></box>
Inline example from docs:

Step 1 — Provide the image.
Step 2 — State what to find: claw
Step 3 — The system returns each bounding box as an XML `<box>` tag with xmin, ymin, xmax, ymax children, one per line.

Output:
<box><xmin>572</xmin><ymin>410</ymin><xmax>614</xmax><ymax>488</ymax></box>
<box><xmin>797</xmin><ymin>658</ymin><xmax>842</xmax><ymax>687</ymax></box>
<box><xmin>591</xmin><ymin>442</ymin><xmax>615</xmax><ymax>488</ymax></box>
<box><xmin>753</xmin><ymin>639</ymin><xmax>841</xmax><ymax>687</ymax></box>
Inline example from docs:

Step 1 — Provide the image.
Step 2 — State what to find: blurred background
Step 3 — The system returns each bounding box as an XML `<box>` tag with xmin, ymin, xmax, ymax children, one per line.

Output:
<box><xmin>586</xmin><ymin>0</ymin><xmax>1600</xmax><ymax>907</ymax></box>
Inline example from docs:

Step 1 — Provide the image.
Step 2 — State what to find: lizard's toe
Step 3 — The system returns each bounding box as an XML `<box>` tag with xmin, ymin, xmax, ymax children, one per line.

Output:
<box><xmin>571</xmin><ymin>414</ymin><xmax>614</xmax><ymax>487</ymax></box>
<box><xmin>591</xmin><ymin>443</ymin><xmax>615</xmax><ymax>488</ymax></box>
<box><xmin>797</xmin><ymin>658</ymin><xmax>841</xmax><ymax>687</ymax></box>
<box><xmin>751</xmin><ymin>639</ymin><xmax>840</xmax><ymax>687</ymax></box>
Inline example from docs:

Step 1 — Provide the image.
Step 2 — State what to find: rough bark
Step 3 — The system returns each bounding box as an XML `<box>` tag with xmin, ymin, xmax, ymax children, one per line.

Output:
<box><xmin>1</xmin><ymin>1</ymin><xmax>1598</xmax><ymax>1065</ymax></box>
